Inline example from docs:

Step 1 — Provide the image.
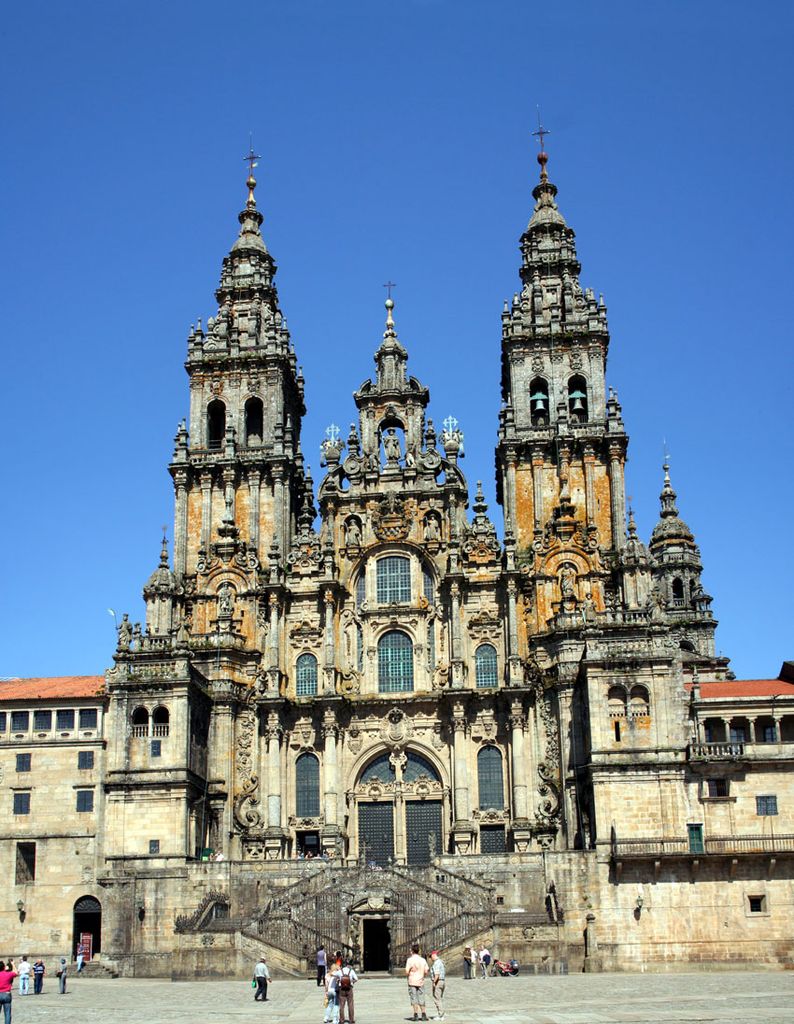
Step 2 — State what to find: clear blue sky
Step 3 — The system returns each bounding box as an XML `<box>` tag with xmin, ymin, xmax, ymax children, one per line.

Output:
<box><xmin>2</xmin><ymin>0</ymin><xmax>792</xmax><ymax>680</ymax></box>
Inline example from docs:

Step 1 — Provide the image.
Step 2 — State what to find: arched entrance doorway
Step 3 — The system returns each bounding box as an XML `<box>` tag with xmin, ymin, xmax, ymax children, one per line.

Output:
<box><xmin>350</xmin><ymin>894</ymin><xmax>391</xmax><ymax>972</ymax></box>
<box><xmin>354</xmin><ymin>749</ymin><xmax>446</xmax><ymax>865</ymax></box>
<box><xmin>73</xmin><ymin>895</ymin><xmax>101</xmax><ymax>959</ymax></box>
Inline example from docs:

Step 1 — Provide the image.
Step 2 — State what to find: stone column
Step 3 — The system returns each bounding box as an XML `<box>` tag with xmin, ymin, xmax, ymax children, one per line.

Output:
<box><xmin>173</xmin><ymin>470</ymin><xmax>188</xmax><ymax>576</ymax></box>
<box><xmin>583</xmin><ymin>442</ymin><xmax>596</xmax><ymax>529</ymax></box>
<box><xmin>450</xmin><ymin>700</ymin><xmax>474</xmax><ymax>852</ymax></box>
<box><xmin>248</xmin><ymin>468</ymin><xmax>261</xmax><ymax>552</ymax></box>
<box><xmin>265</xmin><ymin>711</ymin><xmax>283</xmax><ymax>830</ymax></box>
<box><xmin>531</xmin><ymin>446</ymin><xmax>545</xmax><ymax>533</ymax></box>
<box><xmin>323</xmin><ymin>591</ymin><xmax>336</xmax><ymax>694</ymax></box>
<box><xmin>200</xmin><ymin>473</ymin><xmax>212</xmax><ymax>551</ymax></box>
<box><xmin>608</xmin><ymin>441</ymin><xmax>627</xmax><ymax>551</ymax></box>
<box><xmin>322</xmin><ymin>712</ymin><xmax>339</xmax><ymax>831</ymax></box>
<box><xmin>509</xmin><ymin>702</ymin><xmax>529</xmax><ymax>820</ymax></box>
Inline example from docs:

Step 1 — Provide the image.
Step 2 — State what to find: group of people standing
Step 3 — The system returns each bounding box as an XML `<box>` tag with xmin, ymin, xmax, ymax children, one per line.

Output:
<box><xmin>462</xmin><ymin>944</ymin><xmax>491</xmax><ymax>979</ymax></box>
<box><xmin>317</xmin><ymin>946</ymin><xmax>359</xmax><ymax>1024</ymax></box>
<box><xmin>0</xmin><ymin>956</ymin><xmax>70</xmax><ymax>1022</ymax></box>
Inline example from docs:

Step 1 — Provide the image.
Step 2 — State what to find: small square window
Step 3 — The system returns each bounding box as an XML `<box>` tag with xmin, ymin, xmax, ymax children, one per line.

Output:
<box><xmin>151</xmin><ymin>740</ymin><xmax>162</xmax><ymax>757</ymax></box>
<box><xmin>756</xmin><ymin>795</ymin><xmax>778</xmax><ymax>816</ymax></box>
<box><xmin>79</xmin><ymin>708</ymin><xmax>98</xmax><ymax>730</ymax></box>
<box><xmin>11</xmin><ymin>711</ymin><xmax>29</xmax><ymax>732</ymax></box>
<box><xmin>706</xmin><ymin>779</ymin><xmax>728</xmax><ymax>798</ymax></box>
<box><xmin>149</xmin><ymin>840</ymin><xmax>160</xmax><ymax>855</ymax></box>
<box><xmin>56</xmin><ymin>709</ymin><xmax>75</xmax><ymax>730</ymax></box>
<box><xmin>13</xmin><ymin>792</ymin><xmax>30</xmax><ymax>815</ymax></box>
<box><xmin>78</xmin><ymin>751</ymin><xmax>94</xmax><ymax>770</ymax></box>
<box><xmin>76</xmin><ymin>790</ymin><xmax>94</xmax><ymax>813</ymax></box>
<box><xmin>748</xmin><ymin>895</ymin><xmax>766</xmax><ymax>914</ymax></box>
<box><xmin>496</xmin><ymin>895</ymin><xmax>505</xmax><ymax>905</ymax></box>
<box><xmin>33</xmin><ymin>710</ymin><xmax>52</xmax><ymax>731</ymax></box>
<box><xmin>16</xmin><ymin>753</ymin><xmax>31</xmax><ymax>773</ymax></box>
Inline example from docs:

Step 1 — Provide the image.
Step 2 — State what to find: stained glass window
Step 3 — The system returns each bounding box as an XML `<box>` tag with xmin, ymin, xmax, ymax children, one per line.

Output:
<box><xmin>378</xmin><ymin>631</ymin><xmax>414</xmax><ymax>692</ymax></box>
<box><xmin>475</xmin><ymin>644</ymin><xmax>498</xmax><ymax>688</ymax></box>
<box><xmin>296</xmin><ymin>653</ymin><xmax>318</xmax><ymax>697</ymax></box>
<box><xmin>361</xmin><ymin>753</ymin><xmax>394</xmax><ymax>783</ymax></box>
<box><xmin>404</xmin><ymin>751</ymin><xmax>440</xmax><ymax>782</ymax></box>
<box><xmin>296</xmin><ymin>752</ymin><xmax>320</xmax><ymax>817</ymax></box>
<box><xmin>356</xmin><ymin>572</ymin><xmax>366</xmax><ymax>608</ymax></box>
<box><xmin>478</xmin><ymin>746</ymin><xmax>504</xmax><ymax>810</ymax></box>
<box><xmin>377</xmin><ymin>556</ymin><xmax>411</xmax><ymax>604</ymax></box>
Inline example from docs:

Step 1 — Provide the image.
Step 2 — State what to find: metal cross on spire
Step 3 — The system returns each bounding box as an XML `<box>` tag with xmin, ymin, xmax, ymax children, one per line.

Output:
<box><xmin>383</xmin><ymin>280</ymin><xmax>396</xmax><ymax>299</ymax></box>
<box><xmin>532</xmin><ymin>107</ymin><xmax>550</xmax><ymax>152</ymax></box>
<box><xmin>244</xmin><ymin>135</ymin><xmax>261</xmax><ymax>176</ymax></box>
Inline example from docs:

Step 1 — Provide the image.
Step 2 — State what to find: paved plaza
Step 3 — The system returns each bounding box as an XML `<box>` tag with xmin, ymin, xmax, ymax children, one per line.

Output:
<box><xmin>6</xmin><ymin>971</ymin><xmax>793</xmax><ymax>1024</ymax></box>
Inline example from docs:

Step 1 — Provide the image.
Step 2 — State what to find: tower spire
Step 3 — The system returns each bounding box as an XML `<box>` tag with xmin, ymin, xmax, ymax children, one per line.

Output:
<box><xmin>244</xmin><ymin>138</ymin><xmax>261</xmax><ymax>209</ymax></box>
<box><xmin>659</xmin><ymin>460</ymin><xmax>679</xmax><ymax>518</ymax></box>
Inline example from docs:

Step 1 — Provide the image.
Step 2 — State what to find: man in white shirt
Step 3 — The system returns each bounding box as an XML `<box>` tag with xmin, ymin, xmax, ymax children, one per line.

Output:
<box><xmin>429</xmin><ymin>950</ymin><xmax>445</xmax><ymax>1019</ymax></box>
<box><xmin>253</xmin><ymin>957</ymin><xmax>271</xmax><ymax>1001</ymax></box>
<box><xmin>17</xmin><ymin>957</ymin><xmax>31</xmax><ymax>995</ymax></box>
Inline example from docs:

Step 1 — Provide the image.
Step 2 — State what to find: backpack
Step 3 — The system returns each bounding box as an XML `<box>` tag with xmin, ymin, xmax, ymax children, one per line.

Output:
<box><xmin>339</xmin><ymin>969</ymin><xmax>352</xmax><ymax>991</ymax></box>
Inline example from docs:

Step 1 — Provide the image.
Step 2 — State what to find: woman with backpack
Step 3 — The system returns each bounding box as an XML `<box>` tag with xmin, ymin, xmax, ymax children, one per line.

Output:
<box><xmin>336</xmin><ymin>960</ymin><xmax>358</xmax><ymax>1024</ymax></box>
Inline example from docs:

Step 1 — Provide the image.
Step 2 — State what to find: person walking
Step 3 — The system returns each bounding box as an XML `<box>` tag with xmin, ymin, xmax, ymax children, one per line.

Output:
<box><xmin>323</xmin><ymin>962</ymin><xmax>340</xmax><ymax>1024</ymax></box>
<box><xmin>16</xmin><ymin>958</ymin><xmax>30</xmax><ymax>996</ymax></box>
<box><xmin>336</xmin><ymin>960</ymin><xmax>358</xmax><ymax>1024</ymax></box>
<box><xmin>478</xmin><ymin>945</ymin><xmax>490</xmax><ymax>978</ymax></box>
<box><xmin>76</xmin><ymin>951</ymin><xmax>85</xmax><ymax>974</ymax></box>
<box><xmin>253</xmin><ymin>957</ymin><xmax>270</xmax><ymax>1001</ymax></box>
<box><xmin>405</xmin><ymin>943</ymin><xmax>430</xmax><ymax>1022</ymax></box>
<box><xmin>0</xmin><ymin>959</ymin><xmax>18</xmax><ymax>1024</ymax></box>
<box><xmin>429</xmin><ymin>950</ymin><xmax>445</xmax><ymax>1020</ymax></box>
<box><xmin>57</xmin><ymin>958</ymin><xmax>68</xmax><ymax>994</ymax></box>
<box><xmin>32</xmin><ymin>961</ymin><xmax>45</xmax><ymax>995</ymax></box>
<box><xmin>316</xmin><ymin>945</ymin><xmax>327</xmax><ymax>987</ymax></box>
<box><xmin>470</xmin><ymin>946</ymin><xmax>479</xmax><ymax>980</ymax></box>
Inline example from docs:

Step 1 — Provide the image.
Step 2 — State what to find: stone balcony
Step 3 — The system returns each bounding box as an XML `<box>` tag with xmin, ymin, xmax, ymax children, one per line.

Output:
<box><xmin>688</xmin><ymin>741</ymin><xmax>794</xmax><ymax>761</ymax></box>
<box><xmin>609</xmin><ymin>831</ymin><xmax>794</xmax><ymax>879</ymax></box>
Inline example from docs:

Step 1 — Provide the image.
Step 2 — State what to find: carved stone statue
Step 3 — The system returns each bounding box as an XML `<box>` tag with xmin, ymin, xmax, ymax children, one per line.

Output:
<box><xmin>383</xmin><ymin>428</ymin><xmax>401</xmax><ymax>464</ymax></box>
<box><xmin>346</xmin><ymin>518</ymin><xmax>362</xmax><ymax>547</ymax></box>
<box><xmin>218</xmin><ymin>581</ymin><xmax>235</xmax><ymax>617</ymax></box>
<box><xmin>560</xmin><ymin>564</ymin><xmax>577</xmax><ymax>600</ymax></box>
<box><xmin>118</xmin><ymin>613</ymin><xmax>132</xmax><ymax>651</ymax></box>
<box><xmin>423</xmin><ymin>514</ymin><xmax>440</xmax><ymax>542</ymax></box>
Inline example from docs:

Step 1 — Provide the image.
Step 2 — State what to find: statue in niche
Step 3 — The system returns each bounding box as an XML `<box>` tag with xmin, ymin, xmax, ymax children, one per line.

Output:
<box><xmin>346</xmin><ymin>518</ymin><xmax>362</xmax><ymax>548</ymax></box>
<box><xmin>424</xmin><ymin>514</ymin><xmax>440</xmax><ymax>543</ymax></box>
<box><xmin>218</xmin><ymin>581</ymin><xmax>235</xmax><ymax>617</ymax></box>
<box><xmin>560</xmin><ymin>564</ymin><xmax>577</xmax><ymax>601</ymax></box>
<box><xmin>405</xmin><ymin>446</ymin><xmax>416</xmax><ymax>468</ymax></box>
<box><xmin>383</xmin><ymin>428</ymin><xmax>401</xmax><ymax>464</ymax></box>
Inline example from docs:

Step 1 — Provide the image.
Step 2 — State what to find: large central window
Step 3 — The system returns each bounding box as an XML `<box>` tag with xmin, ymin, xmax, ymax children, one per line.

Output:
<box><xmin>377</xmin><ymin>556</ymin><xmax>411</xmax><ymax>604</ymax></box>
<box><xmin>378</xmin><ymin>631</ymin><xmax>414</xmax><ymax>692</ymax></box>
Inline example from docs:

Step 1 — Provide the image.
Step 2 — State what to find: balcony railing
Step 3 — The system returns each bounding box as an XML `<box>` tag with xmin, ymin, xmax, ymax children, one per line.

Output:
<box><xmin>689</xmin><ymin>742</ymin><xmax>745</xmax><ymax>759</ymax></box>
<box><xmin>611</xmin><ymin>833</ymin><xmax>794</xmax><ymax>859</ymax></box>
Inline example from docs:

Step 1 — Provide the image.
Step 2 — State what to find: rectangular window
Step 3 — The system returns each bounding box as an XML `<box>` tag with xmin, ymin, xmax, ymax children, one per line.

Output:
<box><xmin>706</xmin><ymin>779</ymin><xmax>728</xmax><ymax>798</ymax></box>
<box><xmin>756</xmin><ymin>795</ymin><xmax>778</xmax><ymax>816</ymax></box>
<box><xmin>151</xmin><ymin>740</ymin><xmax>162</xmax><ymax>758</ymax></box>
<box><xmin>687</xmin><ymin>823</ymin><xmax>704</xmax><ymax>854</ymax></box>
<box><xmin>77</xmin><ymin>751</ymin><xmax>95</xmax><ymax>770</ymax></box>
<box><xmin>729</xmin><ymin>725</ymin><xmax>746</xmax><ymax>744</ymax></box>
<box><xmin>480</xmin><ymin>825</ymin><xmax>507</xmax><ymax>854</ymax></box>
<box><xmin>11</xmin><ymin>710</ymin><xmax>29</xmax><ymax>732</ymax></box>
<box><xmin>376</xmin><ymin>555</ymin><xmax>411</xmax><ymax>604</ymax></box>
<box><xmin>748</xmin><ymin>895</ymin><xmax>766</xmax><ymax>914</ymax></box>
<box><xmin>761</xmin><ymin>724</ymin><xmax>776</xmax><ymax>743</ymax></box>
<box><xmin>13</xmin><ymin>792</ymin><xmax>31</xmax><ymax>815</ymax></box>
<box><xmin>76</xmin><ymin>790</ymin><xmax>94</xmax><ymax>813</ymax></box>
<box><xmin>56</xmin><ymin>709</ymin><xmax>75</xmax><ymax>730</ymax></box>
<box><xmin>149</xmin><ymin>840</ymin><xmax>160</xmax><ymax>855</ymax></box>
<box><xmin>0</xmin><ymin>711</ymin><xmax>6</xmax><ymax>731</ymax></box>
<box><xmin>16</xmin><ymin>753</ymin><xmax>31</xmax><ymax>773</ymax></box>
<box><xmin>15</xmin><ymin>842</ymin><xmax>36</xmax><ymax>883</ymax></box>
<box><xmin>79</xmin><ymin>708</ymin><xmax>98</xmax><ymax>729</ymax></box>
<box><xmin>33</xmin><ymin>710</ymin><xmax>52</xmax><ymax>731</ymax></box>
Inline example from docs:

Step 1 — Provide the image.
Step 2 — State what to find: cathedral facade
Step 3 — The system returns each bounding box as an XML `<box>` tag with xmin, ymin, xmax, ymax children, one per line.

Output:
<box><xmin>3</xmin><ymin>150</ymin><xmax>793</xmax><ymax>976</ymax></box>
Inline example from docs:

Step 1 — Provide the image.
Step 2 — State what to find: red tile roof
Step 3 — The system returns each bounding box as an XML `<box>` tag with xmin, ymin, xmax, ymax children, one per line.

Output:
<box><xmin>0</xmin><ymin>676</ymin><xmax>106</xmax><ymax>701</ymax></box>
<box><xmin>688</xmin><ymin>679</ymin><xmax>794</xmax><ymax>699</ymax></box>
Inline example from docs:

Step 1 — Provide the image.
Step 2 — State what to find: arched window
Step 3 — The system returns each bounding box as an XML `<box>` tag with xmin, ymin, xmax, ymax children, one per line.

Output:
<box><xmin>152</xmin><ymin>706</ymin><xmax>170</xmax><ymax>737</ymax></box>
<box><xmin>529</xmin><ymin>377</ymin><xmax>550</xmax><ymax>425</ymax></box>
<box><xmin>607</xmin><ymin>686</ymin><xmax>627</xmax><ymax>716</ymax></box>
<box><xmin>672</xmin><ymin>578</ymin><xmax>685</xmax><ymax>605</ymax></box>
<box><xmin>404</xmin><ymin>750</ymin><xmax>440</xmax><ymax>782</ymax></box>
<box><xmin>207</xmin><ymin>400</ymin><xmax>226</xmax><ymax>448</ymax></box>
<box><xmin>629</xmin><ymin>685</ymin><xmax>650</xmax><ymax>718</ymax></box>
<box><xmin>356</xmin><ymin>623</ymin><xmax>364</xmax><ymax>671</ymax></box>
<box><xmin>359</xmin><ymin>750</ymin><xmax>440</xmax><ymax>785</ymax></box>
<box><xmin>427</xmin><ymin>621</ymin><xmax>436</xmax><ymax>671</ymax></box>
<box><xmin>295</xmin><ymin>753</ymin><xmax>320</xmax><ymax>817</ymax></box>
<box><xmin>477</xmin><ymin>746</ymin><xmax>504</xmax><ymax>810</ymax></box>
<box><xmin>567</xmin><ymin>374</ymin><xmax>588</xmax><ymax>423</ymax></box>
<box><xmin>378</xmin><ymin>631</ymin><xmax>414</xmax><ymax>693</ymax></box>
<box><xmin>360</xmin><ymin>752</ymin><xmax>394</xmax><ymax>783</ymax></box>
<box><xmin>296</xmin><ymin>654</ymin><xmax>318</xmax><ymax>697</ymax></box>
<box><xmin>244</xmin><ymin>397</ymin><xmax>264</xmax><ymax>445</ymax></box>
<box><xmin>475</xmin><ymin>644</ymin><xmax>498</xmax><ymax>688</ymax></box>
<box><xmin>131</xmin><ymin>707</ymin><xmax>149</xmax><ymax>737</ymax></box>
<box><xmin>356</xmin><ymin>572</ymin><xmax>366</xmax><ymax>608</ymax></box>
<box><xmin>377</xmin><ymin>556</ymin><xmax>411</xmax><ymax>604</ymax></box>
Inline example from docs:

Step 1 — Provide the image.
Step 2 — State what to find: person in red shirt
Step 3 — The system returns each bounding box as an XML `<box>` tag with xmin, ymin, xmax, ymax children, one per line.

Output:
<box><xmin>0</xmin><ymin>958</ymin><xmax>19</xmax><ymax>1024</ymax></box>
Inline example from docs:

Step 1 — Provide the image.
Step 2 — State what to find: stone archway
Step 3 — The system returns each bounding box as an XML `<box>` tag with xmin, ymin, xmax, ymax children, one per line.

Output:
<box><xmin>349</xmin><ymin>894</ymin><xmax>391</xmax><ymax>972</ymax></box>
<box><xmin>73</xmin><ymin>895</ymin><xmax>101</xmax><ymax>958</ymax></box>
